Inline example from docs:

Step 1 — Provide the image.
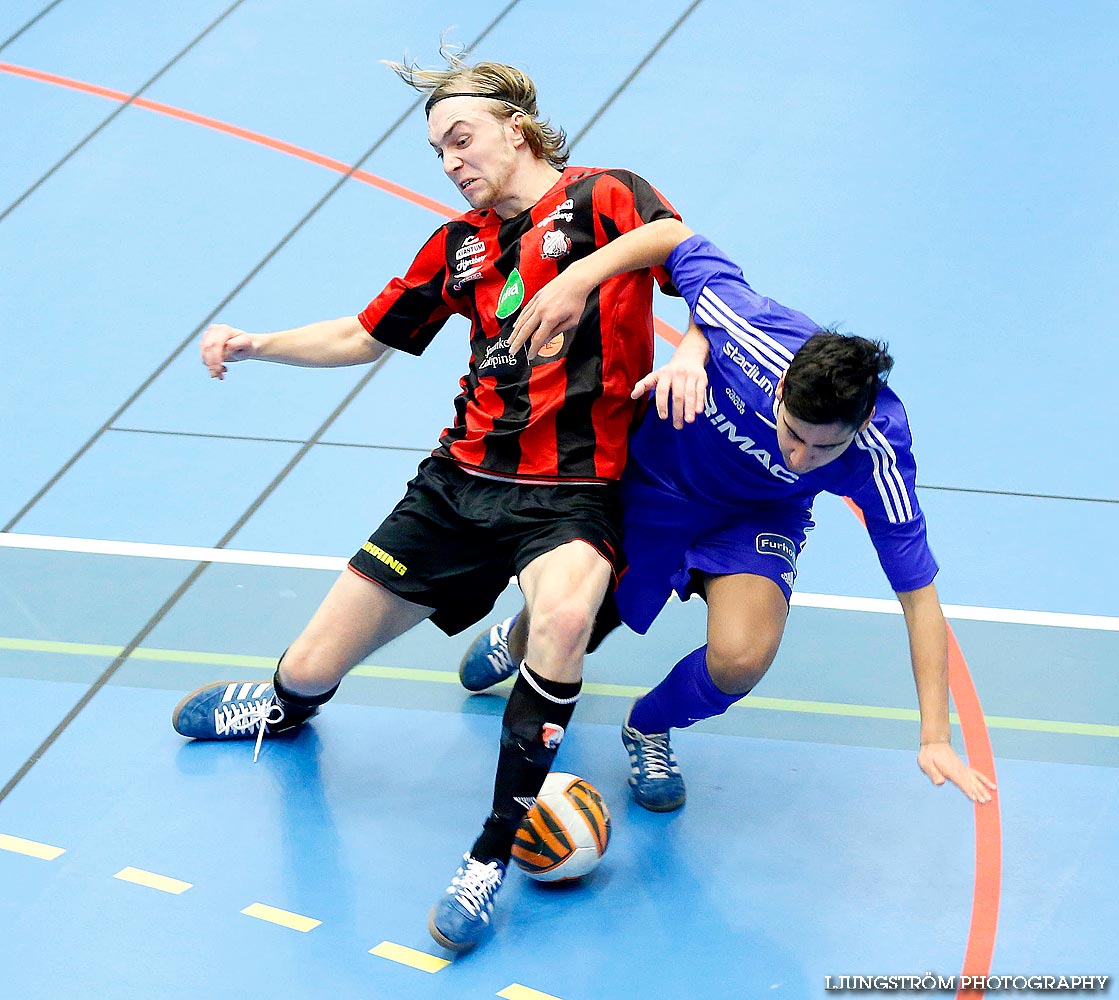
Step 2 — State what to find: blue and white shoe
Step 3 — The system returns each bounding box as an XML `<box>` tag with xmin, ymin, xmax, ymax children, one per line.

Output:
<box><xmin>172</xmin><ymin>681</ymin><xmax>308</xmax><ymax>762</ymax></box>
<box><xmin>458</xmin><ymin>616</ymin><xmax>519</xmax><ymax>692</ymax></box>
<box><xmin>621</xmin><ymin>701</ymin><xmax>686</xmax><ymax>812</ymax></box>
<box><xmin>428</xmin><ymin>854</ymin><xmax>507</xmax><ymax>951</ymax></box>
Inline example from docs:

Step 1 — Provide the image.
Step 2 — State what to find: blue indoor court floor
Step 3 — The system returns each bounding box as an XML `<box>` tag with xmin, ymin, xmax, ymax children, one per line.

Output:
<box><xmin>1</xmin><ymin>2</ymin><xmax>1117</xmax><ymax>998</ymax></box>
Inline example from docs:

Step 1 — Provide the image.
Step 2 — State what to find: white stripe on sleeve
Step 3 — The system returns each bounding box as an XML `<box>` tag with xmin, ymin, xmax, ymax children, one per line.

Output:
<box><xmin>855</xmin><ymin>425</ymin><xmax>914</xmax><ymax>524</ymax></box>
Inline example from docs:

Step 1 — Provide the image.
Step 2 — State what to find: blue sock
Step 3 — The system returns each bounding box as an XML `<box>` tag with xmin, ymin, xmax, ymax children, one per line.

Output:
<box><xmin>629</xmin><ymin>645</ymin><xmax>742</xmax><ymax>734</ymax></box>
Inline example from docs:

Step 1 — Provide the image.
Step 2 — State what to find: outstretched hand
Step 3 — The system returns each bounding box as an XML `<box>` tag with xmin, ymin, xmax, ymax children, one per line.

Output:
<box><xmin>200</xmin><ymin>323</ymin><xmax>256</xmax><ymax>379</ymax></box>
<box><xmin>918</xmin><ymin>742</ymin><xmax>997</xmax><ymax>803</ymax></box>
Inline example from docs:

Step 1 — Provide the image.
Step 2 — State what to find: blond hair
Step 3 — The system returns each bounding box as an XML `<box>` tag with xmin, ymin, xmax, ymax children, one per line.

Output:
<box><xmin>385</xmin><ymin>44</ymin><xmax>569</xmax><ymax>169</ymax></box>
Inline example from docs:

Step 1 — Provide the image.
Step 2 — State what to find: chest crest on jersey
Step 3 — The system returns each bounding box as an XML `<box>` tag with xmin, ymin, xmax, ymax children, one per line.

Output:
<box><xmin>540</xmin><ymin>229</ymin><xmax>572</xmax><ymax>259</ymax></box>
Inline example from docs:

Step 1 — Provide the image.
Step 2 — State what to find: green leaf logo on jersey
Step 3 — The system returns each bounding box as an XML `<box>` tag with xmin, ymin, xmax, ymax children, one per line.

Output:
<box><xmin>495</xmin><ymin>268</ymin><xmax>525</xmax><ymax>319</ymax></box>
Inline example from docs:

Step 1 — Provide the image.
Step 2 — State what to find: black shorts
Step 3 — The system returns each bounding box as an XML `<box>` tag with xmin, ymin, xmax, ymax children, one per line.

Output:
<box><xmin>348</xmin><ymin>457</ymin><xmax>625</xmax><ymax>636</ymax></box>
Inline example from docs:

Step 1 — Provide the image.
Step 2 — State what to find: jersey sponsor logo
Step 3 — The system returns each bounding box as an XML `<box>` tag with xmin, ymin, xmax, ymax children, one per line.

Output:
<box><xmin>452</xmin><ymin>267</ymin><xmax>483</xmax><ymax>291</ymax></box>
<box><xmin>535</xmin><ymin>332</ymin><xmax>565</xmax><ymax>359</ymax></box>
<box><xmin>540</xmin><ymin>228</ymin><xmax>571</xmax><ymax>259</ymax></box>
<box><xmin>756</xmin><ymin>533</ymin><xmax>797</xmax><ymax>569</ymax></box>
<box><xmin>541</xmin><ymin>723</ymin><xmax>565</xmax><ymax>749</ymax></box>
<box><xmin>781</xmin><ymin>571</ymin><xmax>795</xmax><ymax>589</ymax></box>
<box><xmin>535</xmin><ymin>197</ymin><xmax>575</xmax><ymax>228</ymax></box>
<box><xmin>361</xmin><ymin>541</ymin><xmax>407</xmax><ymax>576</ymax></box>
<box><xmin>704</xmin><ymin>389</ymin><xmax>799</xmax><ymax>483</ymax></box>
<box><xmin>455</xmin><ymin>252</ymin><xmax>485</xmax><ymax>273</ymax></box>
<box><xmin>478</xmin><ymin>333</ymin><xmax>520</xmax><ymax>371</ymax></box>
<box><xmin>495</xmin><ymin>268</ymin><xmax>525</xmax><ymax>319</ymax></box>
<box><xmin>455</xmin><ymin>234</ymin><xmax>486</xmax><ymax>260</ymax></box>
<box><xmin>725</xmin><ymin>386</ymin><xmax>747</xmax><ymax>414</ymax></box>
<box><xmin>722</xmin><ymin>340</ymin><xmax>776</xmax><ymax>395</ymax></box>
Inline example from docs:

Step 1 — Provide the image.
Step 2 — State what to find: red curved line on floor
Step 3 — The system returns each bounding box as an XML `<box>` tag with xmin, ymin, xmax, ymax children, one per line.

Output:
<box><xmin>946</xmin><ymin>623</ymin><xmax>1001</xmax><ymax>1000</ymax></box>
<box><xmin>4</xmin><ymin>58</ymin><xmax>1001</xmax><ymax>988</ymax></box>
<box><xmin>0</xmin><ymin>61</ymin><xmax>460</xmax><ymax>218</ymax></box>
<box><xmin>843</xmin><ymin>499</ymin><xmax>1000</xmax><ymax>999</ymax></box>
<box><xmin>653</xmin><ymin>316</ymin><xmax>682</xmax><ymax>347</ymax></box>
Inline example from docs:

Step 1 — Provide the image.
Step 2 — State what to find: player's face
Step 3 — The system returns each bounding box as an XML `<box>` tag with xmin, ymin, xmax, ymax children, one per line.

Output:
<box><xmin>775</xmin><ymin>400</ymin><xmax>861</xmax><ymax>475</ymax></box>
<box><xmin>428</xmin><ymin>98</ymin><xmax>522</xmax><ymax>212</ymax></box>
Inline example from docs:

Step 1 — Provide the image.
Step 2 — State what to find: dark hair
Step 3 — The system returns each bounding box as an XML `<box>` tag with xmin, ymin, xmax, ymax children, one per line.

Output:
<box><xmin>782</xmin><ymin>331</ymin><xmax>893</xmax><ymax>427</ymax></box>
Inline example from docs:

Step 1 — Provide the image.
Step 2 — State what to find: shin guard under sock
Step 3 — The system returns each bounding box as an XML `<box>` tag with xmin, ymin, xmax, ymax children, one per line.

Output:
<box><xmin>628</xmin><ymin>645</ymin><xmax>742</xmax><ymax>734</ymax></box>
<box><xmin>471</xmin><ymin>662</ymin><xmax>580</xmax><ymax>864</ymax></box>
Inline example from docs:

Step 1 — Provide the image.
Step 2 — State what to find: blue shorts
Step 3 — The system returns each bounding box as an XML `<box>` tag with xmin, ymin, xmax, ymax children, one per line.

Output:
<box><xmin>615</xmin><ymin>469</ymin><xmax>814</xmax><ymax>634</ymax></box>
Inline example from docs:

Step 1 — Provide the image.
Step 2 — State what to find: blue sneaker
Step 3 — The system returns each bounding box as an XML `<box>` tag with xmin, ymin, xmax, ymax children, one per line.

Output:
<box><xmin>621</xmin><ymin>701</ymin><xmax>686</xmax><ymax>812</ymax></box>
<box><xmin>172</xmin><ymin>681</ymin><xmax>310</xmax><ymax>762</ymax></box>
<box><xmin>428</xmin><ymin>854</ymin><xmax>506</xmax><ymax>951</ymax></box>
<box><xmin>458</xmin><ymin>616</ymin><xmax>519</xmax><ymax>692</ymax></box>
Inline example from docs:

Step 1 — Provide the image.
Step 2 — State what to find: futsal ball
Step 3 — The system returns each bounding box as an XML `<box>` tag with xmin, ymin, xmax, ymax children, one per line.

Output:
<box><xmin>512</xmin><ymin>772</ymin><xmax>611</xmax><ymax>882</ymax></box>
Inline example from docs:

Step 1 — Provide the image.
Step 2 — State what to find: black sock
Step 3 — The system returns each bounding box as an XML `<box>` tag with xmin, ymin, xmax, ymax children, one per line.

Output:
<box><xmin>272</xmin><ymin>663</ymin><xmax>338</xmax><ymax>730</ymax></box>
<box><xmin>470</xmin><ymin>662</ymin><xmax>581</xmax><ymax>864</ymax></box>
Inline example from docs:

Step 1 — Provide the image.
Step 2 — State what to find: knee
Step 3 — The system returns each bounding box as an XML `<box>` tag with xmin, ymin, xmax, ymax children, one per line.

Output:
<box><xmin>705</xmin><ymin>638</ymin><xmax>778</xmax><ymax>696</ymax></box>
<box><xmin>527</xmin><ymin>595</ymin><xmax>595</xmax><ymax>660</ymax></box>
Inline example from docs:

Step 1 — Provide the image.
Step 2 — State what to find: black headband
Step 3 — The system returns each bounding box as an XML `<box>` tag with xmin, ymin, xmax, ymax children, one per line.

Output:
<box><xmin>424</xmin><ymin>91</ymin><xmax>531</xmax><ymax>117</ymax></box>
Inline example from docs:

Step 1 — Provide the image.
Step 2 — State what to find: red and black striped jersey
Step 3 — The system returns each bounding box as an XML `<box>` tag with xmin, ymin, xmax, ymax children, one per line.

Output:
<box><xmin>358</xmin><ymin>166</ymin><xmax>680</xmax><ymax>484</ymax></box>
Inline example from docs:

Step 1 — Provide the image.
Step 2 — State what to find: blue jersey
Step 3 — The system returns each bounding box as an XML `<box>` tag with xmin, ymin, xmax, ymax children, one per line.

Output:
<box><xmin>626</xmin><ymin>235</ymin><xmax>937</xmax><ymax>594</ymax></box>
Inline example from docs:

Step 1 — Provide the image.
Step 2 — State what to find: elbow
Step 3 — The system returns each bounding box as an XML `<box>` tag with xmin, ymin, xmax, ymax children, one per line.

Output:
<box><xmin>658</xmin><ymin>219</ymin><xmax>693</xmax><ymax>254</ymax></box>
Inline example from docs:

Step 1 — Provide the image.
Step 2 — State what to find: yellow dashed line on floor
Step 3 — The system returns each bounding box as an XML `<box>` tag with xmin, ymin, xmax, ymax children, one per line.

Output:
<box><xmin>5</xmin><ymin>834</ymin><xmax>568</xmax><ymax>996</ymax></box>
<box><xmin>498</xmin><ymin>984</ymin><xmax>563</xmax><ymax>1000</ymax></box>
<box><xmin>369</xmin><ymin>940</ymin><xmax>450</xmax><ymax>973</ymax></box>
<box><xmin>241</xmin><ymin>902</ymin><xmax>321</xmax><ymax>932</ymax></box>
<box><xmin>0</xmin><ymin>833</ymin><xmax>65</xmax><ymax>860</ymax></box>
<box><xmin>113</xmin><ymin>866</ymin><xmax>192</xmax><ymax>894</ymax></box>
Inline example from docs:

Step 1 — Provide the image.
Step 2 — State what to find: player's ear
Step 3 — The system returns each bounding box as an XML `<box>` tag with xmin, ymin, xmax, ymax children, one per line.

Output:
<box><xmin>775</xmin><ymin>375</ymin><xmax>785</xmax><ymax>401</ymax></box>
<box><xmin>857</xmin><ymin>406</ymin><xmax>875</xmax><ymax>433</ymax></box>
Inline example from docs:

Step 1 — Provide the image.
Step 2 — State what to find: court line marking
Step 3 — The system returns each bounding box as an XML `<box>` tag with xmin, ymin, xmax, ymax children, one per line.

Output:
<box><xmin>1</xmin><ymin>635</ymin><xmax>1115</xmax><ymax>739</ymax></box>
<box><xmin>498</xmin><ymin>985</ymin><xmax>563</xmax><ymax>1000</ymax></box>
<box><xmin>0</xmin><ymin>832</ymin><xmax>65</xmax><ymax>860</ymax></box>
<box><xmin>369</xmin><ymin>940</ymin><xmax>449</xmax><ymax>974</ymax></box>
<box><xmin>948</xmin><ymin>623</ymin><xmax>1000</xmax><ymax>995</ymax></box>
<box><xmin>1</xmin><ymin>531</ymin><xmax>1114</xmax><ymax>632</ymax></box>
<box><xmin>241</xmin><ymin>902</ymin><xmax>321</xmax><ymax>932</ymax></box>
<box><xmin>0</xmin><ymin>0</ymin><xmax>67</xmax><ymax>55</ymax></box>
<box><xmin>113</xmin><ymin>866</ymin><xmax>192</xmax><ymax>895</ymax></box>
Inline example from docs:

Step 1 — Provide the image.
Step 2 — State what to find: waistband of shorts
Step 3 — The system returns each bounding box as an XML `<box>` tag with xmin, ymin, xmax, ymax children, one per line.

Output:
<box><xmin>440</xmin><ymin>456</ymin><xmax>614</xmax><ymax>488</ymax></box>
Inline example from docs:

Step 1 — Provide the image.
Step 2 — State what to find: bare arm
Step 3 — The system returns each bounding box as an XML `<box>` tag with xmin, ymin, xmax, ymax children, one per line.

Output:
<box><xmin>200</xmin><ymin>315</ymin><xmax>388</xmax><ymax>379</ymax></box>
<box><xmin>509</xmin><ymin>218</ymin><xmax>694</xmax><ymax>357</ymax></box>
<box><xmin>898</xmin><ymin>582</ymin><xmax>996</xmax><ymax>803</ymax></box>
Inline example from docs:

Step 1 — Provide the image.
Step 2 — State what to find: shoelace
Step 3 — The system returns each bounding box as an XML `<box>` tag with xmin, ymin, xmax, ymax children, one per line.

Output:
<box><xmin>633</xmin><ymin>729</ymin><xmax>677</xmax><ymax>780</ymax></box>
<box><xmin>450</xmin><ymin>858</ymin><xmax>503</xmax><ymax>917</ymax></box>
<box><xmin>214</xmin><ymin>696</ymin><xmax>286</xmax><ymax>763</ymax></box>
